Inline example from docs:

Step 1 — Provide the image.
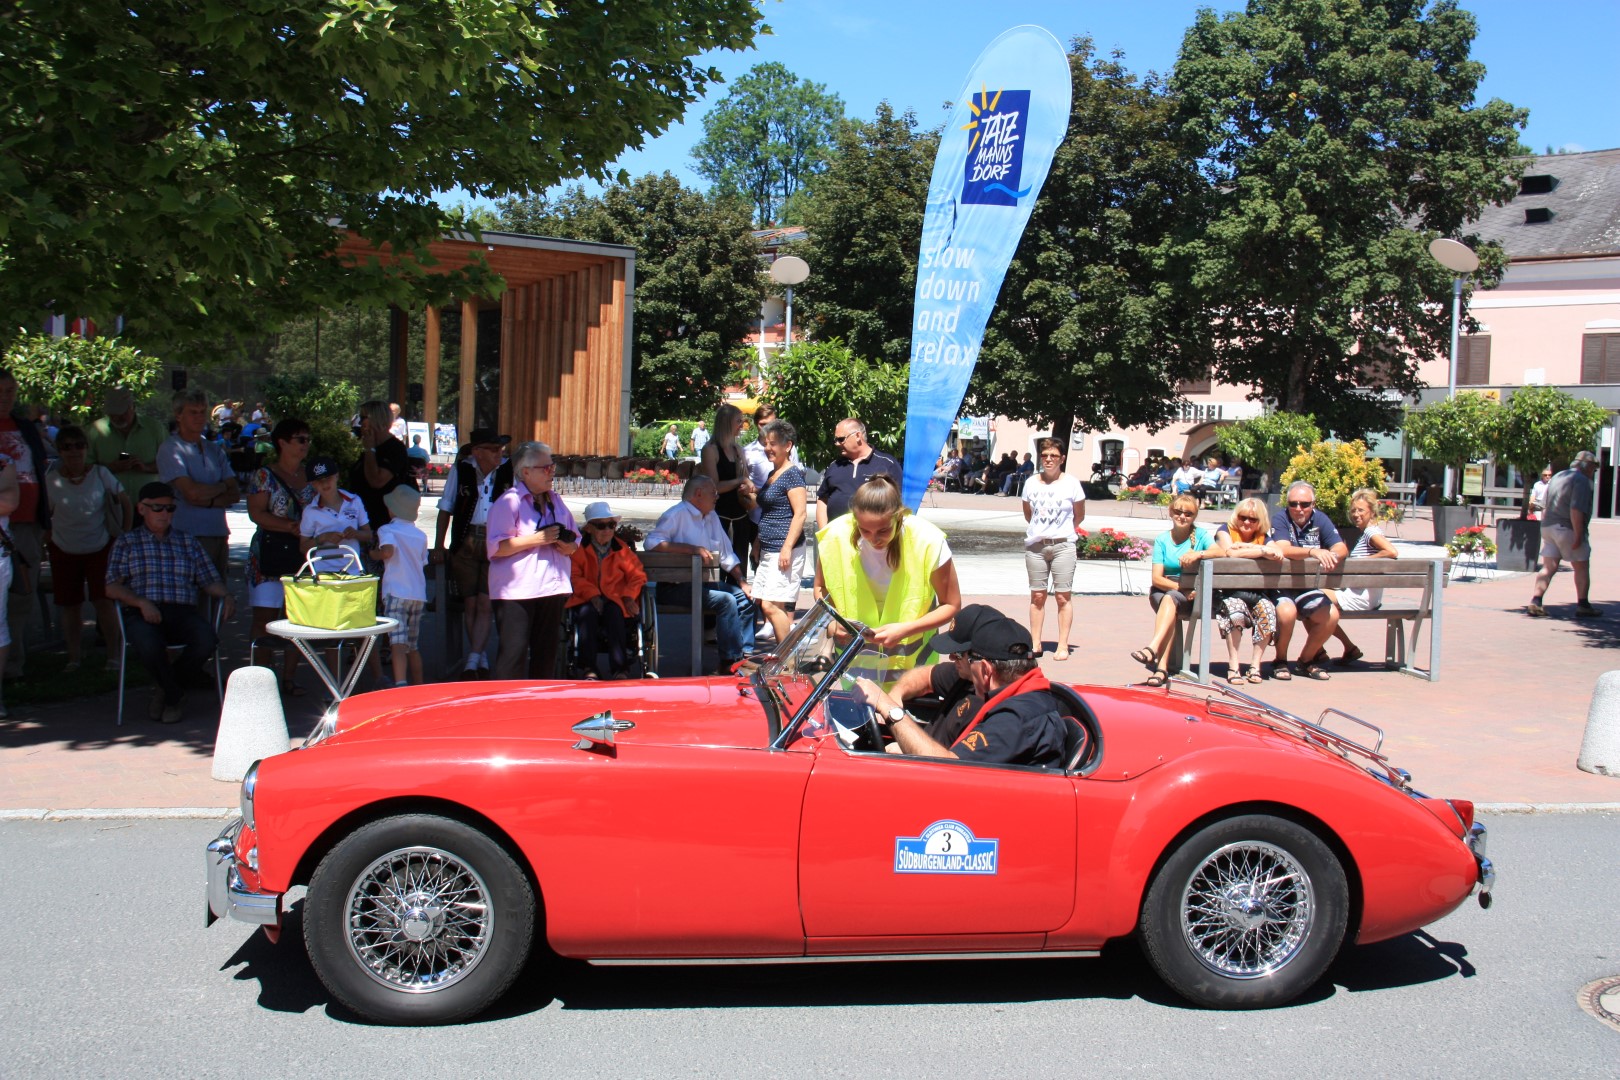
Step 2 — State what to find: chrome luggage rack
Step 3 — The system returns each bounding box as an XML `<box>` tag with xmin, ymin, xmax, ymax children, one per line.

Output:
<box><xmin>1156</xmin><ymin>675</ymin><xmax>1409</xmax><ymax>790</ymax></box>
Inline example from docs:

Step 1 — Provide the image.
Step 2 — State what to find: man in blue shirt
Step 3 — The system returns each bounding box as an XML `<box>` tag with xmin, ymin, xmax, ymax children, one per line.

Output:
<box><xmin>105</xmin><ymin>483</ymin><xmax>235</xmax><ymax>723</ymax></box>
<box><xmin>1268</xmin><ymin>481</ymin><xmax>1348</xmax><ymax>680</ymax></box>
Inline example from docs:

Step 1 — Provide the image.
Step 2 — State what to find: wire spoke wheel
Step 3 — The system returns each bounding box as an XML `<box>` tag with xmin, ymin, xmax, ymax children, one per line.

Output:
<box><xmin>345</xmin><ymin>846</ymin><xmax>493</xmax><ymax>993</ymax></box>
<box><xmin>1180</xmin><ymin>840</ymin><xmax>1313</xmax><ymax>979</ymax></box>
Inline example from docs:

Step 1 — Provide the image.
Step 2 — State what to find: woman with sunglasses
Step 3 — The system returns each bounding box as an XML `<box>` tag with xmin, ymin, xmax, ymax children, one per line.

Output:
<box><xmin>1211</xmin><ymin>497</ymin><xmax>1283</xmax><ymax>683</ymax></box>
<box><xmin>1021</xmin><ymin>437</ymin><xmax>1084</xmax><ymax>660</ymax></box>
<box><xmin>245</xmin><ymin>419</ymin><xmax>315</xmax><ymax>693</ymax></box>
<box><xmin>1131</xmin><ymin>493</ymin><xmax>1215</xmax><ymax>686</ymax></box>
<box><xmin>42</xmin><ymin>425</ymin><xmax>131</xmax><ymax>672</ymax></box>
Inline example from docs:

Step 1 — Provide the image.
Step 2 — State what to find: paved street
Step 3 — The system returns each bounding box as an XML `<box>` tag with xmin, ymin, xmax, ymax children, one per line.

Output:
<box><xmin>1</xmin><ymin>813</ymin><xmax>1614</xmax><ymax>1078</ymax></box>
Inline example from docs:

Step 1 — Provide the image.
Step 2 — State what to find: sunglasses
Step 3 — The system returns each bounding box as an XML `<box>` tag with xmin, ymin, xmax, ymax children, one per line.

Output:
<box><xmin>1040</xmin><ymin>454</ymin><xmax>1063</xmax><ymax>461</ymax></box>
<box><xmin>833</xmin><ymin>432</ymin><xmax>858</xmax><ymax>445</ymax></box>
<box><xmin>1288</xmin><ymin>501</ymin><xmax>1315</xmax><ymax>508</ymax></box>
<box><xmin>1236</xmin><ymin>514</ymin><xmax>1260</xmax><ymax>524</ymax></box>
<box><xmin>58</xmin><ymin>442</ymin><xmax>87</xmax><ymax>450</ymax></box>
<box><xmin>527</xmin><ymin>462</ymin><xmax>556</xmax><ymax>472</ymax></box>
<box><xmin>587</xmin><ymin>521</ymin><xmax>616</xmax><ymax>530</ymax></box>
<box><xmin>1170</xmin><ymin>510</ymin><xmax>1197</xmax><ymax>519</ymax></box>
<box><xmin>142</xmin><ymin>503</ymin><xmax>177</xmax><ymax>512</ymax></box>
<box><xmin>288</xmin><ymin>435</ymin><xmax>312</xmax><ymax>444</ymax></box>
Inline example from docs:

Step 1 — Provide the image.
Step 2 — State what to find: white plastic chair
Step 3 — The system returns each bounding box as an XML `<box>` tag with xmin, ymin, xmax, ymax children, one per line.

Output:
<box><xmin>116</xmin><ymin>597</ymin><xmax>225</xmax><ymax>726</ymax></box>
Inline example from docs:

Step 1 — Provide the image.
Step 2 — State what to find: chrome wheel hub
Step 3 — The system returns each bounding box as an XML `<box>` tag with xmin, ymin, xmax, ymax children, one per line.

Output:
<box><xmin>1181</xmin><ymin>840</ymin><xmax>1314</xmax><ymax>979</ymax></box>
<box><xmin>345</xmin><ymin>847</ymin><xmax>493</xmax><ymax>993</ymax></box>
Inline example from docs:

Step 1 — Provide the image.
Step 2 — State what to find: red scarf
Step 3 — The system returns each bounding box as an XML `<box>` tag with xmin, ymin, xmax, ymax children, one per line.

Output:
<box><xmin>952</xmin><ymin>665</ymin><xmax>1051</xmax><ymax>748</ymax></box>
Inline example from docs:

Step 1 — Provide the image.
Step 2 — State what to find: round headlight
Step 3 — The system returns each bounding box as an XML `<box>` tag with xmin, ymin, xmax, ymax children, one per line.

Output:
<box><xmin>240</xmin><ymin>760</ymin><xmax>259</xmax><ymax>831</ymax></box>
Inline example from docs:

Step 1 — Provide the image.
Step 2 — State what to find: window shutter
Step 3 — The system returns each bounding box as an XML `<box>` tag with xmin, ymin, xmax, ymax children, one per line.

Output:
<box><xmin>1177</xmin><ymin>374</ymin><xmax>1212</xmax><ymax>395</ymax></box>
<box><xmin>1458</xmin><ymin>336</ymin><xmax>1491</xmax><ymax>385</ymax></box>
<box><xmin>1582</xmin><ymin>334</ymin><xmax>1620</xmax><ymax>384</ymax></box>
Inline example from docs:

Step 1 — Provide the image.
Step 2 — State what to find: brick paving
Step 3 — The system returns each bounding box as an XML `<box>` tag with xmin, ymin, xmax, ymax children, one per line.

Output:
<box><xmin>2</xmin><ymin>493</ymin><xmax>1617</xmax><ymax>810</ymax></box>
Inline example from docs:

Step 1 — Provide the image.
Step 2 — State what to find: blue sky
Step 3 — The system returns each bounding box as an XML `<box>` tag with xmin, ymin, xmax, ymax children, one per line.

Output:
<box><xmin>508</xmin><ymin>0</ymin><xmax>1618</xmax><ymax>202</ymax></box>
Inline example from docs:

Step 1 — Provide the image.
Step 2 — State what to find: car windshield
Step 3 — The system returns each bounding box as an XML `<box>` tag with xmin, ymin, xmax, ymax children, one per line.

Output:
<box><xmin>760</xmin><ymin>600</ymin><xmax>867</xmax><ymax>726</ymax></box>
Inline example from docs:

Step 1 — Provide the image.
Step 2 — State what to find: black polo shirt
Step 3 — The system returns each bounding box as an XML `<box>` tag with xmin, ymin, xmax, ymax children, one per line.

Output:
<box><xmin>816</xmin><ymin>448</ymin><xmax>902</xmax><ymax>522</ymax></box>
<box><xmin>922</xmin><ymin>663</ymin><xmax>984</xmax><ymax>746</ymax></box>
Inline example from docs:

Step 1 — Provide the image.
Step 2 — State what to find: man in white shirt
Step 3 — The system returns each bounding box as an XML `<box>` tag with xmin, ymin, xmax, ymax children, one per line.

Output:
<box><xmin>691</xmin><ymin>420</ymin><xmax>710</xmax><ymax>455</ymax></box>
<box><xmin>644</xmin><ymin>474</ymin><xmax>755</xmax><ymax>670</ymax></box>
<box><xmin>388</xmin><ymin>402</ymin><xmax>408</xmax><ymax>443</ymax></box>
<box><xmin>433</xmin><ymin>429</ymin><xmax>512</xmax><ymax>677</ymax></box>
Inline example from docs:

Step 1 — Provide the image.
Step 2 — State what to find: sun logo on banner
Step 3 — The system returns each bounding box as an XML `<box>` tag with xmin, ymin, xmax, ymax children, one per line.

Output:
<box><xmin>960</xmin><ymin>84</ymin><xmax>1032</xmax><ymax>206</ymax></box>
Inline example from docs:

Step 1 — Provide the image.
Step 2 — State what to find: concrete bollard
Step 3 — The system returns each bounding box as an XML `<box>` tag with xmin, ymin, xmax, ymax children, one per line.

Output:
<box><xmin>1576</xmin><ymin>670</ymin><xmax>1620</xmax><ymax>778</ymax></box>
<box><xmin>213</xmin><ymin>666</ymin><xmax>291</xmax><ymax>782</ymax></box>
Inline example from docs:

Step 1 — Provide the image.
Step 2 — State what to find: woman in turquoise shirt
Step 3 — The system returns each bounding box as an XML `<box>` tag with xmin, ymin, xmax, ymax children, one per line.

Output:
<box><xmin>1130</xmin><ymin>492</ymin><xmax>1216</xmax><ymax>686</ymax></box>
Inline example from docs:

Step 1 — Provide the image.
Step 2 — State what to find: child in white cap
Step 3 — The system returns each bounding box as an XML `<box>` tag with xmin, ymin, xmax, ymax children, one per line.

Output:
<box><xmin>377</xmin><ymin>485</ymin><xmax>429</xmax><ymax>686</ymax></box>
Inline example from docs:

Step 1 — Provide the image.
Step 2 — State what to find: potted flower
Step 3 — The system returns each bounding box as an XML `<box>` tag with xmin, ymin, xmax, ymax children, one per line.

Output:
<box><xmin>1075</xmin><ymin>527</ymin><xmax>1151</xmax><ymax>561</ymax></box>
<box><xmin>1445</xmin><ymin>524</ymin><xmax>1497</xmax><ymax>560</ymax></box>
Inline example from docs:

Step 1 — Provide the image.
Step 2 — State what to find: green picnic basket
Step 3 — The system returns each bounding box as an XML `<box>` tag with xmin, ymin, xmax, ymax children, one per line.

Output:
<box><xmin>282</xmin><ymin>545</ymin><xmax>379</xmax><ymax>631</ymax></box>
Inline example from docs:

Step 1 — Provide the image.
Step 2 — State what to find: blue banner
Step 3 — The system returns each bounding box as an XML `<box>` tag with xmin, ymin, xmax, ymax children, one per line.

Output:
<box><xmin>901</xmin><ymin>26</ymin><xmax>1072</xmax><ymax>508</ymax></box>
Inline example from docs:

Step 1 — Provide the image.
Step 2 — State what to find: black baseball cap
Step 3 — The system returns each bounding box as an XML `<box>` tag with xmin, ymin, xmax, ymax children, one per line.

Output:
<box><xmin>138</xmin><ymin>481</ymin><xmax>174</xmax><ymax>503</ymax></box>
<box><xmin>306</xmin><ymin>456</ymin><xmax>339</xmax><ymax>482</ymax></box>
<box><xmin>932</xmin><ymin>605</ymin><xmax>1034</xmax><ymax>660</ymax></box>
<box><xmin>470</xmin><ymin>428</ymin><xmax>510</xmax><ymax>448</ymax></box>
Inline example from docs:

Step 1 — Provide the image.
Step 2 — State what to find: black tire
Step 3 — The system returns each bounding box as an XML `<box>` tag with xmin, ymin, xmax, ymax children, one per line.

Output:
<box><xmin>304</xmin><ymin>814</ymin><xmax>535</xmax><ymax>1025</ymax></box>
<box><xmin>1139</xmin><ymin>814</ymin><xmax>1347</xmax><ymax>1009</ymax></box>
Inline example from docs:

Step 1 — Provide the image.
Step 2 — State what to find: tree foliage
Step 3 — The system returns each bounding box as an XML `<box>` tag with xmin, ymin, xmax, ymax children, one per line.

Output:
<box><xmin>973</xmin><ymin>39</ymin><xmax>1212</xmax><ymax>449</ymax></box>
<box><xmin>2</xmin><ymin>332</ymin><xmax>165</xmax><ymax>423</ymax></box>
<box><xmin>1170</xmin><ymin>0</ymin><xmax>1528</xmax><ymax>436</ymax></box>
<box><xmin>1215</xmin><ymin>410</ymin><xmax>1323</xmax><ymax>486</ymax></box>
<box><xmin>762</xmin><ymin>341</ymin><xmax>907</xmax><ymax>468</ymax></box>
<box><xmin>498</xmin><ymin>173</ymin><xmax>763</xmax><ymax>422</ymax></box>
<box><xmin>691</xmin><ymin>62</ymin><xmax>844</xmax><ymax>226</ymax></box>
<box><xmin>0</xmin><ymin>0</ymin><xmax>765</xmax><ymax>358</ymax></box>
<box><xmin>1492</xmin><ymin>385</ymin><xmax>1607</xmax><ymax>515</ymax></box>
<box><xmin>1279</xmin><ymin>439</ymin><xmax>1386</xmax><ymax>526</ymax></box>
<box><xmin>798</xmin><ymin>103</ymin><xmax>938</xmax><ymax>366</ymax></box>
<box><xmin>261</xmin><ymin>372</ymin><xmax>363</xmax><ymax>471</ymax></box>
<box><xmin>1403</xmin><ymin>391</ymin><xmax>1498</xmax><ymax>496</ymax></box>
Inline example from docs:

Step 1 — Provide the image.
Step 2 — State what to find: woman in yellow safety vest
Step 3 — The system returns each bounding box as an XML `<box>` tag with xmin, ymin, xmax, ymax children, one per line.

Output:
<box><xmin>813</xmin><ymin>474</ymin><xmax>961</xmax><ymax>680</ymax></box>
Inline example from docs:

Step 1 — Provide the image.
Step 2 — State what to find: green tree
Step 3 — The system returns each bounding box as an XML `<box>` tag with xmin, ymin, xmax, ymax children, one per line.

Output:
<box><xmin>799</xmin><ymin>103</ymin><xmax>938</xmax><ymax>366</ymax></box>
<box><xmin>2</xmin><ymin>332</ymin><xmax>165</xmax><ymax>423</ymax></box>
<box><xmin>973</xmin><ymin>39</ymin><xmax>1212</xmax><ymax>450</ymax></box>
<box><xmin>691</xmin><ymin>62</ymin><xmax>844</xmax><ymax>226</ymax></box>
<box><xmin>762</xmin><ymin>341</ymin><xmax>907</xmax><ymax>467</ymax></box>
<box><xmin>1403</xmin><ymin>392</ymin><xmax>1499</xmax><ymax>499</ymax></box>
<box><xmin>0</xmin><ymin>0</ymin><xmax>765</xmax><ymax>358</ymax></box>
<box><xmin>498</xmin><ymin>174</ymin><xmax>763</xmax><ymax>422</ymax></box>
<box><xmin>1278</xmin><ymin>439</ymin><xmax>1386</xmax><ymax>526</ymax></box>
<box><xmin>1215</xmin><ymin>410</ymin><xmax>1323</xmax><ymax>489</ymax></box>
<box><xmin>1492</xmin><ymin>385</ymin><xmax>1607</xmax><ymax>516</ymax></box>
<box><xmin>1170</xmin><ymin>0</ymin><xmax>1528</xmax><ymax>436</ymax></box>
<box><xmin>261</xmin><ymin>372</ymin><xmax>363</xmax><ymax>471</ymax></box>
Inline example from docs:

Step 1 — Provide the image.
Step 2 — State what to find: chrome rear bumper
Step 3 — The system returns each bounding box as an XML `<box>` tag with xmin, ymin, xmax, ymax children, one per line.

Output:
<box><xmin>206</xmin><ymin>818</ymin><xmax>281</xmax><ymax>927</ymax></box>
<box><xmin>1467</xmin><ymin>821</ymin><xmax>1495</xmax><ymax>909</ymax></box>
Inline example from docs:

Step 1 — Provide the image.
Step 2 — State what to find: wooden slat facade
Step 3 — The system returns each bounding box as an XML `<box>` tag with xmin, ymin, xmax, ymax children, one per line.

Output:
<box><xmin>332</xmin><ymin>229</ymin><xmax>634</xmax><ymax>457</ymax></box>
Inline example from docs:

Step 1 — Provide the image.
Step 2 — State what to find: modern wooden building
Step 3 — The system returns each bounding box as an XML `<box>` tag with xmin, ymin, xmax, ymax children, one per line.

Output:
<box><xmin>334</xmin><ymin>229</ymin><xmax>636</xmax><ymax>456</ymax></box>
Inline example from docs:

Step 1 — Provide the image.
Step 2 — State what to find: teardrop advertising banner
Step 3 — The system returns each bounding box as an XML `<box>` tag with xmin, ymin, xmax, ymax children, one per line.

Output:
<box><xmin>901</xmin><ymin>25</ymin><xmax>1071</xmax><ymax>508</ymax></box>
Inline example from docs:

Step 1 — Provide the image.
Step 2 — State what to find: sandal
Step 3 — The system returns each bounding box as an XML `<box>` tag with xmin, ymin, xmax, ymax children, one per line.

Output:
<box><xmin>1246</xmin><ymin>666</ymin><xmax>1264</xmax><ymax>684</ymax></box>
<box><xmin>1300</xmin><ymin>662</ymin><xmax>1332</xmax><ymax>681</ymax></box>
<box><xmin>1143</xmin><ymin>669</ymin><xmax>1169</xmax><ymax>687</ymax></box>
<box><xmin>1335</xmin><ymin>644</ymin><xmax>1364</xmax><ymax>667</ymax></box>
<box><xmin>1130</xmin><ymin>646</ymin><xmax>1157</xmax><ymax>668</ymax></box>
<box><xmin>1226</xmin><ymin>670</ymin><xmax>1246</xmax><ymax>685</ymax></box>
<box><xmin>1272</xmin><ymin>664</ymin><xmax>1293</xmax><ymax>681</ymax></box>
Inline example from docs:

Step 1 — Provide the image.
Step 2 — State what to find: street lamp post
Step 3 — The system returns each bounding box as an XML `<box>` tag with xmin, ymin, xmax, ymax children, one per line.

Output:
<box><xmin>1428</xmin><ymin>237</ymin><xmax>1481</xmax><ymax>499</ymax></box>
<box><xmin>768</xmin><ymin>255</ymin><xmax>809</xmax><ymax>355</ymax></box>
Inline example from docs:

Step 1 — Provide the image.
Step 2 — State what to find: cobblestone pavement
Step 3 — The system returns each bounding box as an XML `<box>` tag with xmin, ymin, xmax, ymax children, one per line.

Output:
<box><xmin>2</xmin><ymin>494</ymin><xmax>1616</xmax><ymax>810</ymax></box>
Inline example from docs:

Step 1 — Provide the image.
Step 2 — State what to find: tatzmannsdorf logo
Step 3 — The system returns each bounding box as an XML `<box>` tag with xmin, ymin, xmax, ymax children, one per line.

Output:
<box><xmin>960</xmin><ymin>86</ymin><xmax>1031</xmax><ymax>206</ymax></box>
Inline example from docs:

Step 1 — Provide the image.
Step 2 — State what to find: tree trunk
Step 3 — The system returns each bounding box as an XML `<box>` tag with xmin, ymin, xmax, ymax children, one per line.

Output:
<box><xmin>1048</xmin><ymin>409</ymin><xmax>1075</xmax><ymax>461</ymax></box>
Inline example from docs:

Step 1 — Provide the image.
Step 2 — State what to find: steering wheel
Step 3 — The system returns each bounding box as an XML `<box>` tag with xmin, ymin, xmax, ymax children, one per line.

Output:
<box><xmin>823</xmin><ymin>689</ymin><xmax>885</xmax><ymax>752</ymax></box>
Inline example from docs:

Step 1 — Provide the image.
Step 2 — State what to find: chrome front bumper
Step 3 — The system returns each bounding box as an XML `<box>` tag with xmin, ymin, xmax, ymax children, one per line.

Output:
<box><xmin>206</xmin><ymin>818</ymin><xmax>281</xmax><ymax>927</ymax></box>
<box><xmin>1467</xmin><ymin>821</ymin><xmax>1496</xmax><ymax>909</ymax></box>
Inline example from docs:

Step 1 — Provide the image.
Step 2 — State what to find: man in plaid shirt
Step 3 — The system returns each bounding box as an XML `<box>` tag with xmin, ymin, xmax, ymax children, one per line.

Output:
<box><xmin>105</xmin><ymin>482</ymin><xmax>235</xmax><ymax>723</ymax></box>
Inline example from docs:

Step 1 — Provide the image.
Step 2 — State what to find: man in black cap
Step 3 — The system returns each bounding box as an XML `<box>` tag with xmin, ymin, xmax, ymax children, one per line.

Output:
<box><xmin>433</xmin><ymin>428</ymin><xmax>513</xmax><ymax>677</ymax></box>
<box><xmin>104</xmin><ymin>482</ymin><xmax>235</xmax><ymax>723</ymax></box>
<box><xmin>855</xmin><ymin>607</ymin><xmax>1068</xmax><ymax>768</ymax></box>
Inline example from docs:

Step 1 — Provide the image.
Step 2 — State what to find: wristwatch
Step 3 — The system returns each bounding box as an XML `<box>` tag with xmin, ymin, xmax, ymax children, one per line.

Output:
<box><xmin>886</xmin><ymin>706</ymin><xmax>908</xmax><ymax>725</ymax></box>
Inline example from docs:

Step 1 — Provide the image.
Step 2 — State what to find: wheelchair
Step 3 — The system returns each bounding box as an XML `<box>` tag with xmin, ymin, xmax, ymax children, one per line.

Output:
<box><xmin>560</xmin><ymin>589</ymin><xmax>659</xmax><ymax>679</ymax></box>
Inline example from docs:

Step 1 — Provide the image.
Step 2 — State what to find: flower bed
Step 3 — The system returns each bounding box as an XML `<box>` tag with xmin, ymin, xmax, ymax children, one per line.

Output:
<box><xmin>1076</xmin><ymin>527</ymin><xmax>1151</xmax><ymax>560</ymax></box>
<box><xmin>1116</xmin><ymin>485</ymin><xmax>1169</xmax><ymax>506</ymax></box>
<box><xmin>626</xmin><ymin>467</ymin><xmax>680</xmax><ymax>486</ymax></box>
<box><xmin>1445</xmin><ymin>524</ymin><xmax>1496</xmax><ymax>558</ymax></box>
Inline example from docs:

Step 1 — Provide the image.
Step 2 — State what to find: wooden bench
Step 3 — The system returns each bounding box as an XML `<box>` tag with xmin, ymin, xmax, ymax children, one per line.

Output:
<box><xmin>1181</xmin><ymin>557</ymin><xmax>1447</xmax><ymax>683</ymax></box>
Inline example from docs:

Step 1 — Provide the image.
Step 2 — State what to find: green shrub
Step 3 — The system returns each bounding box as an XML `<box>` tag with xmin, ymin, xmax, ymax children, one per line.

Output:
<box><xmin>261</xmin><ymin>372</ymin><xmax>362</xmax><ymax>471</ymax></box>
<box><xmin>2</xmin><ymin>331</ymin><xmax>164</xmax><ymax>424</ymax></box>
<box><xmin>1278</xmin><ymin>440</ymin><xmax>1387</xmax><ymax>527</ymax></box>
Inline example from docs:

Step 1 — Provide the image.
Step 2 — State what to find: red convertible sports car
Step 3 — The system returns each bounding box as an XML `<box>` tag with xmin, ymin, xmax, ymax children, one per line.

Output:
<box><xmin>207</xmin><ymin>601</ymin><xmax>1494</xmax><ymax>1025</ymax></box>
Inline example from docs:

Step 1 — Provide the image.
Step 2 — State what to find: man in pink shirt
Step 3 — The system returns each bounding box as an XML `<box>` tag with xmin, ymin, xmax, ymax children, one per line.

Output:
<box><xmin>487</xmin><ymin>441</ymin><xmax>578</xmax><ymax>679</ymax></box>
